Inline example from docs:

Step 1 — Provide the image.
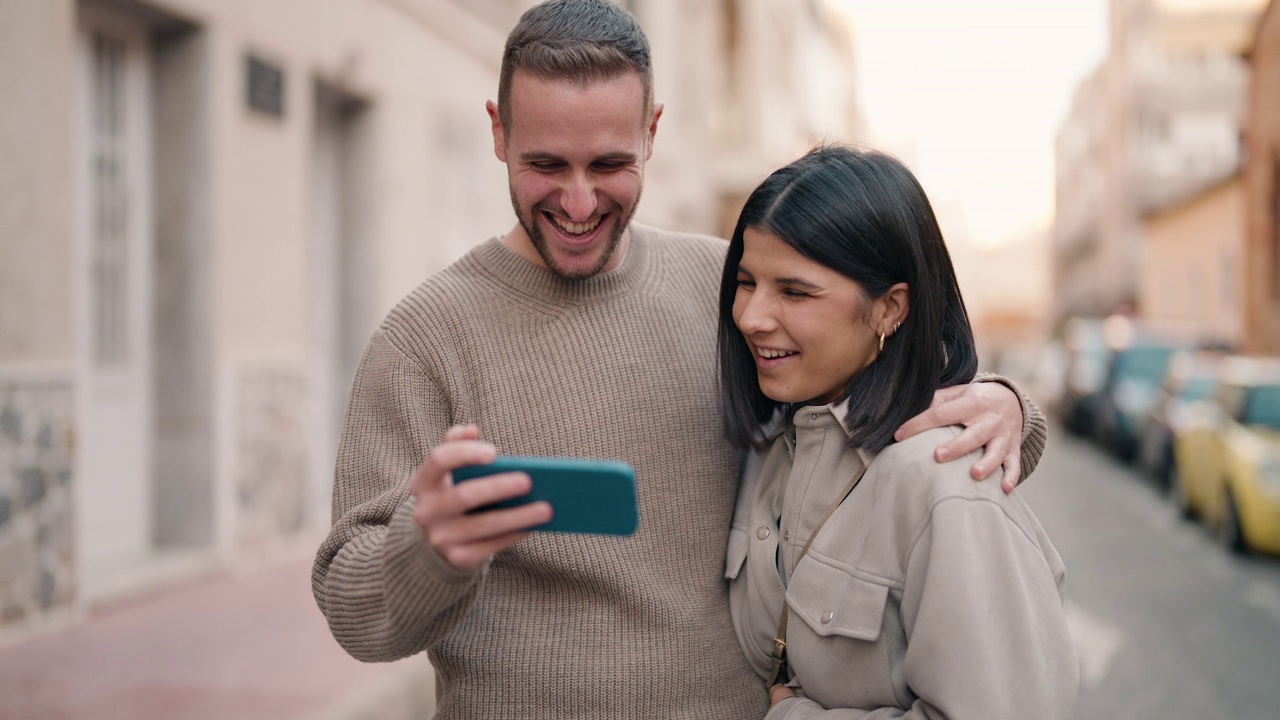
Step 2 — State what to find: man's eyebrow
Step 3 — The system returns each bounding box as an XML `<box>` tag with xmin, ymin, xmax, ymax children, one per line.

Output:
<box><xmin>593</xmin><ymin>152</ymin><xmax>639</xmax><ymax>163</ymax></box>
<box><xmin>517</xmin><ymin>151</ymin><xmax>565</xmax><ymax>163</ymax></box>
<box><xmin>517</xmin><ymin>151</ymin><xmax>639</xmax><ymax>163</ymax></box>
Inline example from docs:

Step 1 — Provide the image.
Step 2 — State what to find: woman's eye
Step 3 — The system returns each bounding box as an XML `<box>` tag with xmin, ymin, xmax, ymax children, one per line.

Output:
<box><xmin>736</xmin><ymin>278</ymin><xmax>755</xmax><ymax>287</ymax></box>
<box><xmin>782</xmin><ymin>289</ymin><xmax>809</xmax><ymax>298</ymax></box>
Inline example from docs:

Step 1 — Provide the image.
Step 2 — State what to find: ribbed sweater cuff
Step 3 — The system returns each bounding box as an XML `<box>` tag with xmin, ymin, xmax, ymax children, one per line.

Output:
<box><xmin>382</xmin><ymin>496</ymin><xmax>484</xmax><ymax>609</ymax></box>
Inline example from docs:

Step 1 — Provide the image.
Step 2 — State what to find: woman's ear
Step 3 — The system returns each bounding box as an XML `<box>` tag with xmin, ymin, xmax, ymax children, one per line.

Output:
<box><xmin>875</xmin><ymin>283</ymin><xmax>910</xmax><ymax>335</ymax></box>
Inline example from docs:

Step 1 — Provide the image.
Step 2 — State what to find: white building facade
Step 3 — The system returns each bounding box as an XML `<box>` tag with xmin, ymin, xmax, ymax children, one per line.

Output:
<box><xmin>0</xmin><ymin>0</ymin><xmax>861</xmax><ymax>633</ymax></box>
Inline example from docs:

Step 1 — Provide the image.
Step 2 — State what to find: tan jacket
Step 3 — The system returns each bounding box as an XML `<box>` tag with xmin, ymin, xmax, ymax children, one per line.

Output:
<box><xmin>727</xmin><ymin>405</ymin><xmax>1078</xmax><ymax>719</ymax></box>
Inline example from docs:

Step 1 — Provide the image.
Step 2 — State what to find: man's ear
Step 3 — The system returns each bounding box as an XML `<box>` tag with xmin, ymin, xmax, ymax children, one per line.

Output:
<box><xmin>644</xmin><ymin>102</ymin><xmax>664</xmax><ymax>161</ymax></box>
<box><xmin>485</xmin><ymin>100</ymin><xmax>506</xmax><ymax>162</ymax></box>
<box><xmin>875</xmin><ymin>282</ymin><xmax>910</xmax><ymax>333</ymax></box>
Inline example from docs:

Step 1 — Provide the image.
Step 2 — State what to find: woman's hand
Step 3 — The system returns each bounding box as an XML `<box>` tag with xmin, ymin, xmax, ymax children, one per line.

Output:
<box><xmin>769</xmin><ymin>683</ymin><xmax>795</xmax><ymax>707</ymax></box>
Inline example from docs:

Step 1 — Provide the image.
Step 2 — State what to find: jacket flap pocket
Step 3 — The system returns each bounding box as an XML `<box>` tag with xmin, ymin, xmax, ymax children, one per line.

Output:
<box><xmin>724</xmin><ymin>528</ymin><xmax>749</xmax><ymax>580</ymax></box>
<box><xmin>786</xmin><ymin>557</ymin><xmax>889</xmax><ymax>641</ymax></box>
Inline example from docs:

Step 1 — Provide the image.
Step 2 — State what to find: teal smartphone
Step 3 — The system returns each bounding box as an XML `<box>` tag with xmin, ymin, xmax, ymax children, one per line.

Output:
<box><xmin>451</xmin><ymin>455</ymin><xmax>639</xmax><ymax>536</ymax></box>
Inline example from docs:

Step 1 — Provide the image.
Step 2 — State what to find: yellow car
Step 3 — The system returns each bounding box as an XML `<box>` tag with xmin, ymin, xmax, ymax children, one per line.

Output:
<box><xmin>1172</xmin><ymin>357</ymin><xmax>1280</xmax><ymax>555</ymax></box>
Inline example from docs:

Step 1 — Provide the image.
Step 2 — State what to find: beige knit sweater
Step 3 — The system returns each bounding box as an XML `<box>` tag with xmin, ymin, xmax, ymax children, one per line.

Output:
<box><xmin>311</xmin><ymin>223</ymin><xmax>1047</xmax><ymax>719</ymax></box>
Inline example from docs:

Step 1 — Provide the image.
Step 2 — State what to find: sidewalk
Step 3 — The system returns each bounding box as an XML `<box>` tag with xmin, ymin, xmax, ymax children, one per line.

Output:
<box><xmin>0</xmin><ymin>551</ymin><xmax>434</xmax><ymax>720</ymax></box>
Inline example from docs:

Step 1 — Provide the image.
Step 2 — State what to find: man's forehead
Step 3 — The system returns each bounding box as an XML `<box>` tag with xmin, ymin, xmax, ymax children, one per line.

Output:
<box><xmin>506</xmin><ymin>69</ymin><xmax>648</xmax><ymax>119</ymax></box>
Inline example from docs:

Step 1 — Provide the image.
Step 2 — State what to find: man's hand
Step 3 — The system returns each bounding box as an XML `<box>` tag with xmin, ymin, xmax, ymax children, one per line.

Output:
<box><xmin>894</xmin><ymin>383</ymin><xmax>1024</xmax><ymax>493</ymax></box>
<box><xmin>411</xmin><ymin>424</ymin><xmax>552</xmax><ymax>571</ymax></box>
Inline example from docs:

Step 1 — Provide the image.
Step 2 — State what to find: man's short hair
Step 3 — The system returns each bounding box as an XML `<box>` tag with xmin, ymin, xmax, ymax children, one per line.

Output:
<box><xmin>498</xmin><ymin>0</ymin><xmax>654</xmax><ymax>135</ymax></box>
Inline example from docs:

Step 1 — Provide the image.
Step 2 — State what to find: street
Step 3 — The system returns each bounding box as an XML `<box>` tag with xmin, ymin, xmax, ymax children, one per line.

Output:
<box><xmin>1021</xmin><ymin>420</ymin><xmax>1280</xmax><ymax>719</ymax></box>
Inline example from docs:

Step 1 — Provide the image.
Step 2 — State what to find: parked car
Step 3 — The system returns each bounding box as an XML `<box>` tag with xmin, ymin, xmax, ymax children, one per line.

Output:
<box><xmin>1172</xmin><ymin>356</ymin><xmax>1280</xmax><ymax>555</ymax></box>
<box><xmin>1092</xmin><ymin>339</ymin><xmax>1180</xmax><ymax>461</ymax></box>
<box><xmin>1137</xmin><ymin>350</ymin><xmax>1222</xmax><ymax>491</ymax></box>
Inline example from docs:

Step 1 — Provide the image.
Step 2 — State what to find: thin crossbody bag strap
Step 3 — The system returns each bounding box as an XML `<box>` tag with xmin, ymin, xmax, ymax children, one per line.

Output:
<box><xmin>765</xmin><ymin>463</ymin><xmax>870</xmax><ymax>687</ymax></box>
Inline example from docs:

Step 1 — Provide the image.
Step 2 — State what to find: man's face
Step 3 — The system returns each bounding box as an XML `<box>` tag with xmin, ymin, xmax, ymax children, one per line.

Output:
<box><xmin>489</xmin><ymin>70</ymin><xmax>660</xmax><ymax>279</ymax></box>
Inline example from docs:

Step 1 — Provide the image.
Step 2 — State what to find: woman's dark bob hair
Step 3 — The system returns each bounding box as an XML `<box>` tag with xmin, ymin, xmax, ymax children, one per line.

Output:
<box><xmin>718</xmin><ymin>145</ymin><xmax>978</xmax><ymax>452</ymax></box>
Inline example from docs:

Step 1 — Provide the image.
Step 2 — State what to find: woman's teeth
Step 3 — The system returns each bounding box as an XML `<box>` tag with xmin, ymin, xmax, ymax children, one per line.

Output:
<box><xmin>758</xmin><ymin>348</ymin><xmax>797</xmax><ymax>359</ymax></box>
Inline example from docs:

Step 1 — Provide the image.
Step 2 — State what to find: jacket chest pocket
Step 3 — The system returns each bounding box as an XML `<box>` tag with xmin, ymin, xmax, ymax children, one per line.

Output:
<box><xmin>783</xmin><ymin>555</ymin><xmax>902</xmax><ymax>710</ymax></box>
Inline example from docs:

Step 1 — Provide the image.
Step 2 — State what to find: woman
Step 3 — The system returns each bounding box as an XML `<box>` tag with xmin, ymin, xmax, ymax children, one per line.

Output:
<box><xmin>721</xmin><ymin>146</ymin><xmax>1078</xmax><ymax>718</ymax></box>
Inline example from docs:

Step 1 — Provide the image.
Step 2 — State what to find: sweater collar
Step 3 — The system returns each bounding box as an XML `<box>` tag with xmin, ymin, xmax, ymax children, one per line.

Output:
<box><xmin>472</xmin><ymin>223</ymin><xmax>656</xmax><ymax>304</ymax></box>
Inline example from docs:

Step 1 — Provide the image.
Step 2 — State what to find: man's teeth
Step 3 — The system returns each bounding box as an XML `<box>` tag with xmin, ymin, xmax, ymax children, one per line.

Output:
<box><xmin>552</xmin><ymin>216</ymin><xmax>601</xmax><ymax>235</ymax></box>
<box><xmin>758</xmin><ymin>348</ymin><xmax>797</xmax><ymax>359</ymax></box>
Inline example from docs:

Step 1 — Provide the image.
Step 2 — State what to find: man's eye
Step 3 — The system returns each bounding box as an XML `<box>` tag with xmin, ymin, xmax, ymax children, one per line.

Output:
<box><xmin>531</xmin><ymin>162</ymin><xmax>563</xmax><ymax>172</ymax></box>
<box><xmin>594</xmin><ymin>162</ymin><xmax>624</xmax><ymax>172</ymax></box>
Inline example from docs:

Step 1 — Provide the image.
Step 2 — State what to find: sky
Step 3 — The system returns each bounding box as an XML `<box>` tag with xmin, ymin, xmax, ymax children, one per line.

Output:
<box><xmin>834</xmin><ymin>0</ymin><xmax>1110</xmax><ymax>247</ymax></box>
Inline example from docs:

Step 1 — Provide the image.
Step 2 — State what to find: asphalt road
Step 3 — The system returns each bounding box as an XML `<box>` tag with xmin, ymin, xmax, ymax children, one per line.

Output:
<box><xmin>1020</xmin><ymin>420</ymin><xmax>1280</xmax><ymax>719</ymax></box>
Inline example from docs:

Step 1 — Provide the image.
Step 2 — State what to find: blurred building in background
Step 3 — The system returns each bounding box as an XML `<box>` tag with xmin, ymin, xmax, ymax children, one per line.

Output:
<box><xmin>1139</xmin><ymin>173</ymin><xmax>1245</xmax><ymax>347</ymax></box>
<box><xmin>1052</xmin><ymin>0</ymin><xmax>1264</xmax><ymax>331</ymax></box>
<box><xmin>1244</xmin><ymin>0</ymin><xmax>1280</xmax><ymax>354</ymax></box>
<box><xmin>0</xmin><ymin>0</ymin><xmax>862</xmax><ymax>635</ymax></box>
<box><xmin>953</xmin><ymin>227</ymin><xmax>1054</xmax><ymax>362</ymax></box>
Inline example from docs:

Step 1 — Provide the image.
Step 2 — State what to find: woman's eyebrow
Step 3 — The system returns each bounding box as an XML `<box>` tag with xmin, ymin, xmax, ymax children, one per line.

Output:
<box><xmin>775</xmin><ymin>276</ymin><xmax>822</xmax><ymax>289</ymax></box>
<box><xmin>736</xmin><ymin>265</ymin><xmax>822</xmax><ymax>289</ymax></box>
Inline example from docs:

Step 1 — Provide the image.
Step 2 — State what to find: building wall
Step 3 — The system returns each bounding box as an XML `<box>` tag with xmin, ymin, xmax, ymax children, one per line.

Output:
<box><xmin>0</xmin><ymin>0</ymin><xmax>76</xmax><ymax>364</ymax></box>
<box><xmin>1139</xmin><ymin>176</ymin><xmax>1244</xmax><ymax>347</ymax></box>
<box><xmin>1052</xmin><ymin>0</ymin><xmax>1261</xmax><ymax>329</ymax></box>
<box><xmin>955</xmin><ymin>229</ymin><xmax>1053</xmax><ymax>356</ymax></box>
<box><xmin>708</xmin><ymin>0</ymin><xmax>862</xmax><ymax>239</ymax></box>
<box><xmin>1054</xmin><ymin>65</ymin><xmax>1109</xmax><ymax>324</ymax></box>
<box><xmin>0</xmin><ymin>0</ymin><xmax>519</xmax><ymax>626</ymax></box>
<box><xmin>1245</xmin><ymin>0</ymin><xmax>1280</xmax><ymax>354</ymax></box>
<box><xmin>0</xmin><ymin>366</ymin><xmax>76</xmax><ymax>626</ymax></box>
<box><xmin>0</xmin><ymin>0</ymin><xmax>864</xmax><ymax>631</ymax></box>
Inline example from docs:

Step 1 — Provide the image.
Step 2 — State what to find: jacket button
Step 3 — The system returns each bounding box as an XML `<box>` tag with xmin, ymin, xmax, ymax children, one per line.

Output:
<box><xmin>756</xmin><ymin>526</ymin><xmax>771</xmax><ymax>540</ymax></box>
<box><xmin>783</xmin><ymin>531</ymin><xmax>790</xmax><ymax>542</ymax></box>
<box><xmin>821</xmin><ymin>610</ymin><xmax>835</xmax><ymax>624</ymax></box>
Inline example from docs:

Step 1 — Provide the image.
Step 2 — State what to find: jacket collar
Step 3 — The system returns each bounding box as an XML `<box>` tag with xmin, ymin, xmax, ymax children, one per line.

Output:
<box><xmin>762</xmin><ymin>399</ymin><xmax>877</xmax><ymax>468</ymax></box>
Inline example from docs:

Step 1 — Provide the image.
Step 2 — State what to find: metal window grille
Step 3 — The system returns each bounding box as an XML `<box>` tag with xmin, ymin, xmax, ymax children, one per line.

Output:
<box><xmin>91</xmin><ymin>32</ymin><xmax>129</xmax><ymax>366</ymax></box>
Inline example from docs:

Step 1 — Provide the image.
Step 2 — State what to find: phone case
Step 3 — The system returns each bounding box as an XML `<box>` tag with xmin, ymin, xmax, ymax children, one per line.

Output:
<box><xmin>452</xmin><ymin>455</ymin><xmax>639</xmax><ymax>536</ymax></box>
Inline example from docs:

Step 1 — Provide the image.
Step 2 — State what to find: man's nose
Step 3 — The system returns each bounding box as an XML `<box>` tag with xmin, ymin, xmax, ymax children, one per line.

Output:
<box><xmin>560</xmin><ymin>172</ymin><xmax>598</xmax><ymax>221</ymax></box>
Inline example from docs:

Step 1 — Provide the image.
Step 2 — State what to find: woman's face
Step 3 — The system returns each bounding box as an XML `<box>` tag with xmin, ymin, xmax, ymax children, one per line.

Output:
<box><xmin>732</xmin><ymin>228</ymin><xmax>881</xmax><ymax>405</ymax></box>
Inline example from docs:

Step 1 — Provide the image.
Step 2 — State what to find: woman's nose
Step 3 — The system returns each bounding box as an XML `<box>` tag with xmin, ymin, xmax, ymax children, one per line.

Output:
<box><xmin>735</xmin><ymin>291</ymin><xmax>777</xmax><ymax>334</ymax></box>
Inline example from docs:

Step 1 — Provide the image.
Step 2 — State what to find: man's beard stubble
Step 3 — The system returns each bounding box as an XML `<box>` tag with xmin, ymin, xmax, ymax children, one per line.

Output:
<box><xmin>510</xmin><ymin>186</ymin><xmax>641</xmax><ymax>281</ymax></box>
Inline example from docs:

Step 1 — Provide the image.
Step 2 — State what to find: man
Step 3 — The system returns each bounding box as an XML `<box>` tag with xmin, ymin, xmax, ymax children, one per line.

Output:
<box><xmin>312</xmin><ymin>1</ymin><xmax>1046</xmax><ymax>718</ymax></box>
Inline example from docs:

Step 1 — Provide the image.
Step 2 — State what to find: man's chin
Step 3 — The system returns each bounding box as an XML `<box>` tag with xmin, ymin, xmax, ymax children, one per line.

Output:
<box><xmin>531</xmin><ymin>224</ymin><xmax>625</xmax><ymax>279</ymax></box>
